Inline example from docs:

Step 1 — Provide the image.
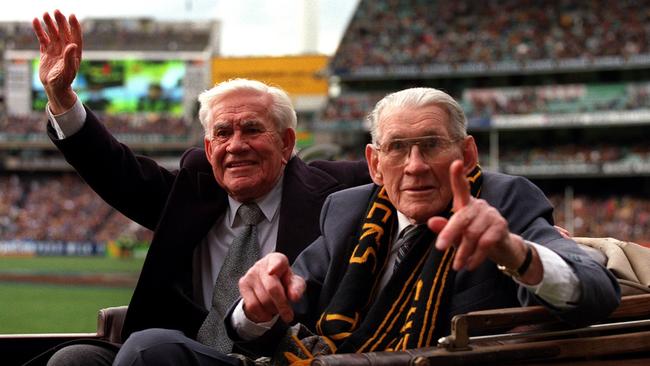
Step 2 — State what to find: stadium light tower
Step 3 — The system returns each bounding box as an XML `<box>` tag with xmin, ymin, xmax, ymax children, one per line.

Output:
<box><xmin>301</xmin><ymin>0</ymin><xmax>319</xmax><ymax>54</ymax></box>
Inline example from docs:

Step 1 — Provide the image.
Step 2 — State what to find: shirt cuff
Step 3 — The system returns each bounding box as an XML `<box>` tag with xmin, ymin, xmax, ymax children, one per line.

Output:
<box><xmin>230</xmin><ymin>299</ymin><xmax>279</xmax><ymax>341</ymax></box>
<box><xmin>515</xmin><ymin>242</ymin><xmax>581</xmax><ymax>309</ymax></box>
<box><xmin>46</xmin><ymin>95</ymin><xmax>86</xmax><ymax>139</ymax></box>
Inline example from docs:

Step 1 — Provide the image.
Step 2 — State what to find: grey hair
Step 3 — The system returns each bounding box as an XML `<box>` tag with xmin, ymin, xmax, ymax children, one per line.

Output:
<box><xmin>198</xmin><ymin>78</ymin><xmax>297</xmax><ymax>138</ymax></box>
<box><xmin>367</xmin><ymin>87</ymin><xmax>467</xmax><ymax>144</ymax></box>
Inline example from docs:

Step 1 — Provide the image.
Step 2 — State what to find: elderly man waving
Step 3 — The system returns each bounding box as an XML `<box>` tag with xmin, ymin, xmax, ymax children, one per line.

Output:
<box><xmin>30</xmin><ymin>10</ymin><xmax>369</xmax><ymax>366</ymax></box>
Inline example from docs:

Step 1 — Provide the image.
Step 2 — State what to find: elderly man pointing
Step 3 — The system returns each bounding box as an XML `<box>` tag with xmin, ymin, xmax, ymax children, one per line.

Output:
<box><xmin>229</xmin><ymin>87</ymin><xmax>620</xmax><ymax>363</ymax></box>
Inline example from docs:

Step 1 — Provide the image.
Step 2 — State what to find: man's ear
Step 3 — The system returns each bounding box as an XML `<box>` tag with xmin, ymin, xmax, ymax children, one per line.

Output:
<box><xmin>462</xmin><ymin>135</ymin><xmax>479</xmax><ymax>174</ymax></box>
<box><xmin>365</xmin><ymin>144</ymin><xmax>383</xmax><ymax>185</ymax></box>
<box><xmin>281</xmin><ymin>128</ymin><xmax>296</xmax><ymax>163</ymax></box>
<box><xmin>204</xmin><ymin>136</ymin><xmax>212</xmax><ymax>161</ymax></box>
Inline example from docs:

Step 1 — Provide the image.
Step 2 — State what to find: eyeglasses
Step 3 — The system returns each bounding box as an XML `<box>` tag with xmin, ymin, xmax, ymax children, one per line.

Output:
<box><xmin>375</xmin><ymin>135</ymin><xmax>462</xmax><ymax>163</ymax></box>
<box><xmin>209</xmin><ymin>121</ymin><xmax>277</xmax><ymax>144</ymax></box>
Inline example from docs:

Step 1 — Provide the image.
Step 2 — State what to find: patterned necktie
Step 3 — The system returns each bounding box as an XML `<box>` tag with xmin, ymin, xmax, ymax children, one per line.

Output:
<box><xmin>393</xmin><ymin>224</ymin><xmax>425</xmax><ymax>273</ymax></box>
<box><xmin>197</xmin><ymin>202</ymin><xmax>264</xmax><ymax>353</ymax></box>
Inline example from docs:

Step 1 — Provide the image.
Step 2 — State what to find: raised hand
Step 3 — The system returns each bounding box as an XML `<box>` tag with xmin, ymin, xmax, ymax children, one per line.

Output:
<box><xmin>32</xmin><ymin>10</ymin><xmax>83</xmax><ymax>113</ymax></box>
<box><xmin>238</xmin><ymin>252</ymin><xmax>306</xmax><ymax>324</ymax></box>
<box><xmin>428</xmin><ymin>160</ymin><xmax>537</xmax><ymax>281</ymax></box>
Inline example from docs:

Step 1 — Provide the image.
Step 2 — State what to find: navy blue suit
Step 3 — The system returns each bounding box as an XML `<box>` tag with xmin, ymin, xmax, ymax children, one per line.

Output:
<box><xmin>235</xmin><ymin>173</ymin><xmax>620</xmax><ymax>356</ymax></box>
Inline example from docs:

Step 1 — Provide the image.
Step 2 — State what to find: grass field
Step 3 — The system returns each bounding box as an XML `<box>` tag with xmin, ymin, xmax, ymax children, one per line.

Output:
<box><xmin>0</xmin><ymin>256</ymin><xmax>144</xmax><ymax>334</ymax></box>
<box><xmin>0</xmin><ymin>283</ymin><xmax>134</xmax><ymax>333</ymax></box>
<box><xmin>0</xmin><ymin>256</ymin><xmax>145</xmax><ymax>274</ymax></box>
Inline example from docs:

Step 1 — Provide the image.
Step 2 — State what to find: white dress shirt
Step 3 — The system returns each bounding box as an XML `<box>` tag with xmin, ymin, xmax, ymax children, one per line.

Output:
<box><xmin>47</xmin><ymin>97</ymin><xmax>86</xmax><ymax>139</ymax></box>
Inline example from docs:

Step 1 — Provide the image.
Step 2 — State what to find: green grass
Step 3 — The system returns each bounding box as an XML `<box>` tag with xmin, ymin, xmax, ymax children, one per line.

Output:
<box><xmin>0</xmin><ymin>256</ymin><xmax>145</xmax><ymax>274</ymax></box>
<box><xmin>0</xmin><ymin>282</ymin><xmax>134</xmax><ymax>333</ymax></box>
<box><xmin>0</xmin><ymin>256</ymin><xmax>144</xmax><ymax>334</ymax></box>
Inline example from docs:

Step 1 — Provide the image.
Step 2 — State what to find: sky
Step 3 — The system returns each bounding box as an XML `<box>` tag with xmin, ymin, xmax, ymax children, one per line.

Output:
<box><xmin>3</xmin><ymin>0</ymin><xmax>360</xmax><ymax>56</ymax></box>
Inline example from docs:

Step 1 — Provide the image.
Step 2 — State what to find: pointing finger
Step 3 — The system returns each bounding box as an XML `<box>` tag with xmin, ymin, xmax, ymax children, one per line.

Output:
<box><xmin>450</xmin><ymin>160</ymin><xmax>470</xmax><ymax>212</ymax></box>
<box><xmin>281</xmin><ymin>270</ymin><xmax>306</xmax><ymax>303</ymax></box>
<box><xmin>434</xmin><ymin>160</ymin><xmax>471</xmax><ymax>251</ymax></box>
<box><xmin>266</xmin><ymin>253</ymin><xmax>290</xmax><ymax>276</ymax></box>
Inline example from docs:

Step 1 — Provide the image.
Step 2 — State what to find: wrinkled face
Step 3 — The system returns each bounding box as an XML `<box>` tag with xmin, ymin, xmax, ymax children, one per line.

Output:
<box><xmin>366</xmin><ymin>104</ymin><xmax>477</xmax><ymax>223</ymax></box>
<box><xmin>204</xmin><ymin>90</ymin><xmax>295</xmax><ymax>202</ymax></box>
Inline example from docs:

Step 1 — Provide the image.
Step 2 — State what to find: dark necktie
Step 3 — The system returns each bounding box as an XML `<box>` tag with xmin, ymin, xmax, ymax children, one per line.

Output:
<box><xmin>196</xmin><ymin>202</ymin><xmax>264</xmax><ymax>353</ymax></box>
<box><xmin>393</xmin><ymin>224</ymin><xmax>425</xmax><ymax>273</ymax></box>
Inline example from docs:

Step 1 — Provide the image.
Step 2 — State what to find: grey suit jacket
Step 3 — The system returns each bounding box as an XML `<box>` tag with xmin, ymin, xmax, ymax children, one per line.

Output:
<box><xmin>288</xmin><ymin>172</ymin><xmax>620</xmax><ymax>338</ymax></box>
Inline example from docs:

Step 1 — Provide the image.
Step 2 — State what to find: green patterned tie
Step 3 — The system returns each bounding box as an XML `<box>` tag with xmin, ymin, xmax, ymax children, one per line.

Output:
<box><xmin>197</xmin><ymin>202</ymin><xmax>263</xmax><ymax>352</ymax></box>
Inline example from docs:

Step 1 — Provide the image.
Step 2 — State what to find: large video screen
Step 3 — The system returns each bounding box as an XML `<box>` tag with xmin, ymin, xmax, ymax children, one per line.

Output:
<box><xmin>32</xmin><ymin>59</ymin><xmax>186</xmax><ymax>116</ymax></box>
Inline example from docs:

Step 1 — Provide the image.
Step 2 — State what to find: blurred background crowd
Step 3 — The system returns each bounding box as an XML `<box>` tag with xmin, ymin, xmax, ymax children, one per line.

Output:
<box><xmin>1</xmin><ymin>0</ymin><xmax>649</xmax><ymax>247</ymax></box>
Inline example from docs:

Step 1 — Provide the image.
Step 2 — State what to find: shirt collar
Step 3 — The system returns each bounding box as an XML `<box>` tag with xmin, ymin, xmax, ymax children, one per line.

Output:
<box><xmin>227</xmin><ymin>174</ymin><xmax>284</xmax><ymax>227</ymax></box>
<box><xmin>396</xmin><ymin>211</ymin><xmax>415</xmax><ymax>237</ymax></box>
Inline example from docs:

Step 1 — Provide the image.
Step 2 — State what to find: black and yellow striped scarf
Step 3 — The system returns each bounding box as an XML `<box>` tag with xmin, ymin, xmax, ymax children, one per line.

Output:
<box><xmin>278</xmin><ymin>165</ymin><xmax>483</xmax><ymax>365</ymax></box>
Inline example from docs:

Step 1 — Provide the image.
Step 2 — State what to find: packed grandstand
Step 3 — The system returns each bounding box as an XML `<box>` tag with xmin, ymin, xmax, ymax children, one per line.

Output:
<box><xmin>1</xmin><ymin>0</ymin><xmax>649</xmax><ymax>252</ymax></box>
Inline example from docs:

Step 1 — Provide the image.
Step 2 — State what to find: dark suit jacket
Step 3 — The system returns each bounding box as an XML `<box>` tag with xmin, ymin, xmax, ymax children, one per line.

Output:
<box><xmin>48</xmin><ymin>107</ymin><xmax>371</xmax><ymax>341</ymax></box>
<box><xmin>237</xmin><ymin>172</ymin><xmax>620</xmax><ymax>356</ymax></box>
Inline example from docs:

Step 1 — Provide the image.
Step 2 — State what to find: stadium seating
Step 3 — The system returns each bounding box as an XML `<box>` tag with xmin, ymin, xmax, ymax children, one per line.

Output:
<box><xmin>1</xmin><ymin>6</ymin><xmax>650</xmax><ymax>365</ymax></box>
<box><xmin>318</xmin><ymin>0</ymin><xmax>650</xmax><ymax>247</ymax></box>
<box><xmin>3</xmin><ymin>18</ymin><xmax>213</xmax><ymax>52</ymax></box>
<box><xmin>0</xmin><ymin>174</ymin><xmax>151</xmax><ymax>245</ymax></box>
<box><xmin>331</xmin><ymin>0</ymin><xmax>650</xmax><ymax>75</ymax></box>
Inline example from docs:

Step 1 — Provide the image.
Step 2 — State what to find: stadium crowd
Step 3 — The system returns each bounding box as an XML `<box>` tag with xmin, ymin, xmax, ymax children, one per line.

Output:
<box><xmin>321</xmin><ymin>93</ymin><xmax>384</xmax><ymax>121</ymax></box>
<box><xmin>0</xmin><ymin>113</ymin><xmax>194</xmax><ymax>140</ymax></box>
<box><xmin>550</xmin><ymin>194</ymin><xmax>650</xmax><ymax>245</ymax></box>
<box><xmin>320</xmin><ymin>82</ymin><xmax>650</xmax><ymax>125</ymax></box>
<box><xmin>464</xmin><ymin>83</ymin><xmax>650</xmax><ymax>118</ymax></box>
<box><xmin>97</xmin><ymin>113</ymin><xmax>193</xmax><ymax>137</ymax></box>
<box><xmin>1</xmin><ymin>18</ymin><xmax>212</xmax><ymax>52</ymax></box>
<box><xmin>332</xmin><ymin>0</ymin><xmax>650</xmax><ymax>73</ymax></box>
<box><xmin>0</xmin><ymin>2</ymin><xmax>648</xmax><ymax>250</ymax></box>
<box><xmin>0</xmin><ymin>174</ymin><xmax>151</xmax><ymax>243</ymax></box>
<box><xmin>1</xmin><ymin>167</ymin><xmax>648</xmax><ymax>246</ymax></box>
<box><xmin>500</xmin><ymin>144</ymin><xmax>650</xmax><ymax>166</ymax></box>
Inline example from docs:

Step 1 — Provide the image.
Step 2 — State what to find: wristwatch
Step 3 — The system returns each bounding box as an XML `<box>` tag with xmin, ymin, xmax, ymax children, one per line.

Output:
<box><xmin>497</xmin><ymin>241</ymin><xmax>533</xmax><ymax>278</ymax></box>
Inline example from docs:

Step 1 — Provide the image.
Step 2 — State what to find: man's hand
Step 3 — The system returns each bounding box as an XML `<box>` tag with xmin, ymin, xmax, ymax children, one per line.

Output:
<box><xmin>32</xmin><ymin>10</ymin><xmax>83</xmax><ymax>114</ymax></box>
<box><xmin>554</xmin><ymin>225</ymin><xmax>572</xmax><ymax>239</ymax></box>
<box><xmin>428</xmin><ymin>160</ymin><xmax>543</xmax><ymax>284</ymax></box>
<box><xmin>238</xmin><ymin>253</ymin><xmax>306</xmax><ymax>324</ymax></box>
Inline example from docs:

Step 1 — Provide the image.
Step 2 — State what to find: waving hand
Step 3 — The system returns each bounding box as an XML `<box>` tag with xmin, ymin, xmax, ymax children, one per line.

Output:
<box><xmin>32</xmin><ymin>10</ymin><xmax>82</xmax><ymax>113</ymax></box>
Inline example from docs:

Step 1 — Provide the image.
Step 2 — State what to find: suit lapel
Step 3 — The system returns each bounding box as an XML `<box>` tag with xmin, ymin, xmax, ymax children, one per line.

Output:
<box><xmin>183</xmin><ymin>170</ymin><xmax>228</xmax><ymax>248</ymax></box>
<box><xmin>150</xmin><ymin>169</ymin><xmax>227</xmax><ymax>266</ymax></box>
<box><xmin>276</xmin><ymin>158</ymin><xmax>344</xmax><ymax>263</ymax></box>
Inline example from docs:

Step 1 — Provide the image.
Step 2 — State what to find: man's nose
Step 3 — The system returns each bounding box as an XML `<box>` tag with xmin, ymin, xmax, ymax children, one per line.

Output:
<box><xmin>226</xmin><ymin>131</ymin><xmax>249</xmax><ymax>152</ymax></box>
<box><xmin>404</xmin><ymin>144</ymin><xmax>428</xmax><ymax>172</ymax></box>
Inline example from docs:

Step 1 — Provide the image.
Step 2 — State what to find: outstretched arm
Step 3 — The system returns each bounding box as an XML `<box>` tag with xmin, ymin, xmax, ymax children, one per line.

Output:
<box><xmin>238</xmin><ymin>252</ymin><xmax>306</xmax><ymax>324</ymax></box>
<box><xmin>33</xmin><ymin>9</ymin><xmax>83</xmax><ymax>114</ymax></box>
